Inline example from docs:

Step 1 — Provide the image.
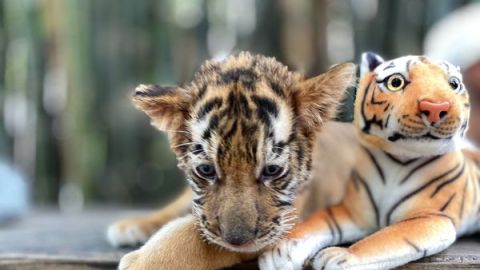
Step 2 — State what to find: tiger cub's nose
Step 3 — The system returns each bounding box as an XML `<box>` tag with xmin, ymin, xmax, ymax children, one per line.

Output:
<box><xmin>418</xmin><ymin>99</ymin><xmax>450</xmax><ymax>124</ymax></box>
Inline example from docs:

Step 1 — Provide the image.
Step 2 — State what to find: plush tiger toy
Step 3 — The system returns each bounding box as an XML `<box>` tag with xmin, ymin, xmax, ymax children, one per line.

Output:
<box><xmin>259</xmin><ymin>53</ymin><xmax>480</xmax><ymax>270</ymax></box>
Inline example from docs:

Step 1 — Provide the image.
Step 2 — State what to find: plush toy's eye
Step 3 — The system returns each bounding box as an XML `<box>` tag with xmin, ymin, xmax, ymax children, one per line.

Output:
<box><xmin>195</xmin><ymin>164</ymin><xmax>216</xmax><ymax>180</ymax></box>
<box><xmin>386</xmin><ymin>74</ymin><xmax>405</xmax><ymax>91</ymax></box>
<box><xmin>261</xmin><ymin>165</ymin><xmax>285</xmax><ymax>181</ymax></box>
<box><xmin>448</xmin><ymin>77</ymin><xmax>461</xmax><ymax>91</ymax></box>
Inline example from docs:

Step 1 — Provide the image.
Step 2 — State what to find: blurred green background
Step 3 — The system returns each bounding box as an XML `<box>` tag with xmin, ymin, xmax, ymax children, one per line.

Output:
<box><xmin>0</xmin><ymin>0</ymin><xmax>479</xmax><ymax>210</ymax></box>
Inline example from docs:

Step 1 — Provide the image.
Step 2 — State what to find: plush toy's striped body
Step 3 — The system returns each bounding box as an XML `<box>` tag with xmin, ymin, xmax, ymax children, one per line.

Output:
<box><xmin>259</xmin><ymin>53</ymin><xmax>480</xmax><ymax>270</ymax></box>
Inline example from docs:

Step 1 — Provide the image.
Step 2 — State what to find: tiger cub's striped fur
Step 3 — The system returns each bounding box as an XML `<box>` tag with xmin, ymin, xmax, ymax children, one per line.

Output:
<box><xmin>109</xmin><ymin>52</ymin><xmax>357</xmax><ymax>270</ymax></box>
<box><xmin>260</xmin><ymin>53</ymin><xmax>480</xmax><ymax>270</ymax></box>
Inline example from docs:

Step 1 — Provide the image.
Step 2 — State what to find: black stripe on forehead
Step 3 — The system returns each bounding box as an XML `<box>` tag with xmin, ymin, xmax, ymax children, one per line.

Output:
<box><xmin>191</xmin><ymin>143</ymin><xmax>206</xmax><ymax>156</ymax></box>
<box><xmin>383</xmin><ymin>62</ymin><xmax>395</xmax><ymax>71</ymax></box>
<box><xmin>196</xmin><ymin>97</ymin><xmax>223</xmax><ymax>119</ymax></box>
<box><xmin>251</xmin><ymin>95</ymin><xmax>279</xmax><ymax>126</ymax></box>
<box><xmin>268</xmin><ymin>80</ymin><xmax>285</xmax><ymax>97</ymax></box>
<box><xmin>241</xmin><ymin>120</ymin><xmax>259</xmax><ymax>138</ymax></box>
<box><xmin>227</xmin><ymin>91</ymin><xmax>252</xmax><ymax>118</ymax></box>
<box><xmin>223</xmin><ymin>119</ymin><xmax>238</xmax><ymax>140</ymax></box>
<box><xmin>218</xmin><ymin>68</ymin><xmax>258</xmax><ymax>90</ymax></box>
<box><xmin>273</xmin><ymin>141</ymin><xmax>287</xmax><ymax>155</ymax></box>
<box><xmin>214</xmin><ymin>120</ymin><xmax>259</xmax><ymax>165</ymax></box>
<box><xmin>194</xmin><ymin>84</ymin><xmax>208</xmax><ymax>103</ymax></box>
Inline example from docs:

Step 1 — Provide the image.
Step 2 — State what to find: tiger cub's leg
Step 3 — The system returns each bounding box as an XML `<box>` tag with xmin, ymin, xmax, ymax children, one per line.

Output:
<box><xmin>311</xmin><ymin>211</ymin><xmax>456</xmax><ymax>270</ymax></box>
<box><xmin>259</xmin><ymin>204</ymin><xmax>369</xmax><ymax>270</ymax></box>
<box><xmin>119</xmin><ymin>215</ymin><xmax>255</xmax><ymax>270</ymax></box>
<box><xmin>107</xmin><ymin>188</ymin><xmax>192</xmax><ymax>247</ymax></box>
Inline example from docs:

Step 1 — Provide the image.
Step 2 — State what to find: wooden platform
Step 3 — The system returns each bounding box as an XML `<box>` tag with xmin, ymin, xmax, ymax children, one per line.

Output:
<box><xmin>1</xmin><ymin>209</ymin><xmax>480</xmax><ymax>269</ymax></box>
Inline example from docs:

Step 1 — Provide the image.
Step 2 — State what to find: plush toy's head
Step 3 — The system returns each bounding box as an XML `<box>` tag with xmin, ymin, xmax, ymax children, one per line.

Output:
<box><xmin>355</xmin><ymin>52</ymin><xmax>470</xmax><ymax>157</ymax></box>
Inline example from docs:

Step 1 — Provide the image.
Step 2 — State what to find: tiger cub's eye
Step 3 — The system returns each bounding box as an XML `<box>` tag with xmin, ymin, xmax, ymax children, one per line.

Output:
<box><xmin>386</xmin><ymin>74</ymin><xmax>405</xmax><ymax>92</ymax></box>
<box><xmin>261</xmin><ymin>165</ymin><xmax>285</xmax><ymax>181</ymax></box>
<box><xmin>448</xmin><ymin>77</ymin><xmax>461</xmax><ymax>91</ymax></box>
<box><xmin>195</xmin><ymin>164</ymin><xmax>216</xmax><ymax>180</ymax></box>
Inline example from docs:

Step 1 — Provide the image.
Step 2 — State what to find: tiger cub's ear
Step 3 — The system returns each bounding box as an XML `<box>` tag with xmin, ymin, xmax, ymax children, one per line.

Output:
<box><xmin>295</xmin><ymin>62</ymin><xmax>356</xmax><ymax>131</ymax></box>
<box><xmin>360</xmin><ymin>52</ymin><xmax>384</xmax><ymax>78</ymax></box>
<box><xmin>132</xmin><ymin>84</ymin><xmax>190</xmax><ymax>132</ymax></box>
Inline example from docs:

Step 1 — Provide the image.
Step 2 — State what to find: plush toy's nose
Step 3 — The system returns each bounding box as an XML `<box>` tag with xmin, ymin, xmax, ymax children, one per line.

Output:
<box><xmin>418</xmin><ymin>100</ymin><xmax>450</xmax><ymax>124</ymax></box>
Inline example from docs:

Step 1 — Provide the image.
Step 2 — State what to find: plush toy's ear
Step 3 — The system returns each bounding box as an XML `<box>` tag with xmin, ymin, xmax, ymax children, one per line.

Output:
<box><xmin>132</xmin><ymin>84</ymin><xmax>190</xmax><ymax>132</ymax></box>
<box><xmin>360</xmin><ymin>52</ymin><xmax>384</xmax><ymax>78</ymax></box>
<box><xmin>295</xmin><ymin>63</ymin><xmax>357</xmax><ymax>130</ymax></box>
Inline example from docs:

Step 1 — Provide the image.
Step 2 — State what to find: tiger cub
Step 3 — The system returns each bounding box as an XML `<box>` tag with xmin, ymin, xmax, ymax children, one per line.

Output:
<box><xmin>259</xmin><ymin>53</ymin><xmax>480</xmax><ymax>270</ymax></box>
<box><xmin>110</xmin><ymin>52</ymin><xmax>357</xmax><ymax>270</ymax></box>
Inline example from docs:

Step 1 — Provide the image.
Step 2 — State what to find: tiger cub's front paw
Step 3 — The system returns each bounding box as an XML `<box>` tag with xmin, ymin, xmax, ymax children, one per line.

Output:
<box><xmin>259</xmin><ymin>238</ymin><xmax>320</xmax><ymax>270</ymax></box>
<box><xmin>311</xmin><ymin>247</ymin><xmax>360</xmax><ymax>270</ymax></box>
<box><xmin>107</xmin><ymin>218</ymin><xmax>154</xmax><ymax>247</ymax></box>
<box><xmin>118</xmin><ymin>250</ymin><xmax>141</xmax><ymax>270</ymax></box>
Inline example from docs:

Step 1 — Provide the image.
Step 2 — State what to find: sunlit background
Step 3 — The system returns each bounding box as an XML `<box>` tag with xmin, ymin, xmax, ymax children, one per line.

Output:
<box><xmin>1</xmin><ymin>0</ymin><xmax>479</xmax><ymax>220</ymax></box>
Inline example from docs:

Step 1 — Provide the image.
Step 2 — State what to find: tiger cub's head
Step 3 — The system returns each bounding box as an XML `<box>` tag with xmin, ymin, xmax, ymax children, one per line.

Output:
<box><xmin>356</xmin><ymin>52</ymin><xmax>470</xmax><ymax>157</ymax></box>
<box><xmin>133</xmin><ymin>52</ymin><xmax>355</xmax><ymax>252</ymax></box>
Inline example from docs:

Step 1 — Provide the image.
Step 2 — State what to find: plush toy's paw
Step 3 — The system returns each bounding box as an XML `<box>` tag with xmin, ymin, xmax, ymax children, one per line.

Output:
<box><xmin>259</xmin><ymin>238</ymin><xmax>318</xmax><ymax>270</ymax></box>
<box><xmin>311</xmin><ymin>247</ymin><xmax>360</xmax><ymax>270</ymax></box>
<box><xmin>118</xmin><ymin>250</ymin><xmax>141</xmax><ymax>270</ymax></box>
<box><xmin>107</xmin><ymin>218</ymin><xmax>152</xmax><ymax>247</ymax></box>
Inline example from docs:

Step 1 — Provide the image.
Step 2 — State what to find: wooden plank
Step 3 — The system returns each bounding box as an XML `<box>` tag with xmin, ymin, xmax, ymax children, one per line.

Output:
<box><xmin>397</xmin><ymin>238</ymin><xmax>480</xmax><ymax>269</ymax></box>
<box><xmin>1</xmin><ymin>210</ymin><xmax>480</xmax><ymax>269</ymax></box>
<box><xmin>0</xmin><ymin>260</ymin><xmax>114</xmax><ymax>270</ymax></box>
<box><xmin>0</xmin><ymin>209</ymin><xmax>140</xmax><ymax>270</ymax></box>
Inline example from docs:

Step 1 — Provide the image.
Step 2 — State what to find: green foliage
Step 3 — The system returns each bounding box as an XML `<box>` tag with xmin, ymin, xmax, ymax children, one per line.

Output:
<box><xmin>0</xmin><ymin>0</ymin><xmax>471</xmax><ymax>206</ymax></box>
